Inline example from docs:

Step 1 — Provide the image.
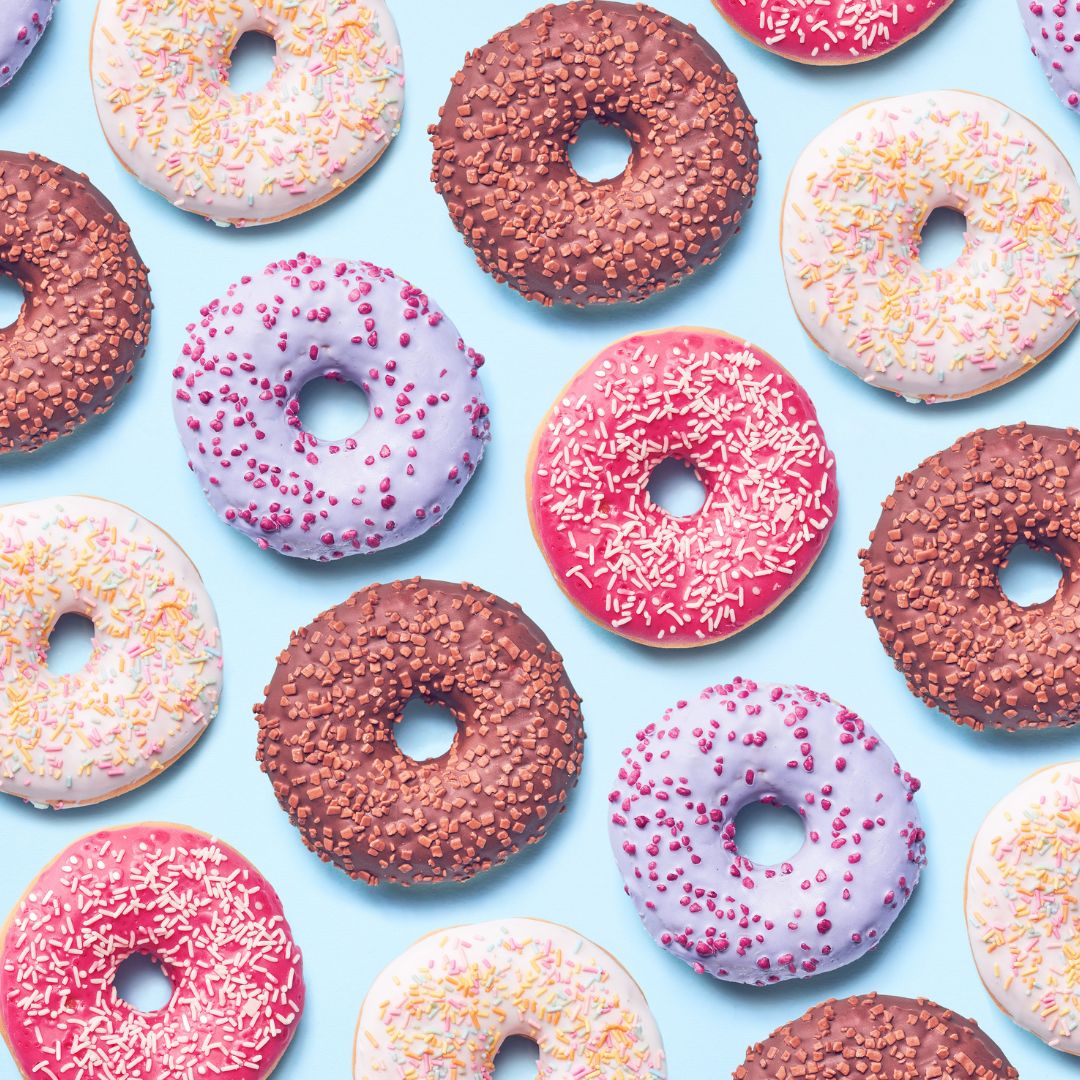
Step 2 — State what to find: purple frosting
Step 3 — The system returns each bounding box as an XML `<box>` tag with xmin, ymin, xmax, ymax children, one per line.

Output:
<box><xmin>1018</xmin><ymin>0</ymin><xmax>1080</xmax><ymax>109</ymax></box>
<box><xmin>0</xmin><ymin>0</ymin><xmax>54</xmax><ymax>88</ymax></box>
<box><xmin>173</xmin><ymin>254</ymin><xmax>490</xmax><ymax>560</ymax></box>
<box><xmin>608</xmin><ymin>678</ymin><xmax>926</xmax><ymax>986</ymax></box>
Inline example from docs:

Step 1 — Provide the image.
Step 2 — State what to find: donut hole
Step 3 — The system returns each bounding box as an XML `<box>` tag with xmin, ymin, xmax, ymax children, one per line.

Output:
<box><xmin>646</xmin><ymin>458</ymin><xmax>706</xmax><ymax>518</ymax></box>
<box><xmin>568</xmin><ymin>118</ymin><xmax>633</xmax><ymax>183</ymax></box>
<box><xmin>0</xmin><ymin>273</ymin><xmax>26</xmax><ymax>330</ymax></box>
<box><xmin>733</xmin><ymin>799</ymin><xmax>805</xmax><ymax>866</ymax></box>
<box><xmin>493</xmin><ymin>1035</ymin><xmax>541</xmax><ymax>1077</ymax></box>
<box><xmin>999</xmin><ymin>543</ymin><xmax>1064</xmax><ymax>607</ymax></box>
<box><xmin>394</xmin><ymin>698</ymin><xmax>458</xmax><ymax>762</ymax></box>
<box><xmin>113</xmin><ymin>953</ymin><xmax>174</xmax><ymax>1013</ymax></box>
<box><xmin>226</xmin><ymin>30</ymin><xmax>277</xmax><ymax>95</ymax></box>
<box><xmin>296</xmin><ymin>374</ymin><xmax>370</xmax><ymax>442</ymax></box>
<box><xmin>917</xmin><ymin>206</ymin><xmax>968</xmax><ymax>271</ymax></box>
<box><xmin>45</xmin><ymin>612</ymin><xmax>95</xmax><ymax>676</ymax></box>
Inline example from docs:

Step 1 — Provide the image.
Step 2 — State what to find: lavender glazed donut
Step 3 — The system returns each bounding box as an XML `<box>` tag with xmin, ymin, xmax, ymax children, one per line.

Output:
<box><xmin>0</xmin><ymin>2</ymin><xmax>54</xmax><ymax>88</ymax></box>
<box><xmin>608</xmin><ymin>678</ymin><xmax>926</xmax><ymax>984</ymax></box>
<box><xmin>1018</xmin><ymin>0</ymin><xmax>1080</xmax><ymax>112</ymax></box>
<box><xmin>173</xmin><ymin>254</ymin><xmax>490</xmax><ymax>560</ymax></box>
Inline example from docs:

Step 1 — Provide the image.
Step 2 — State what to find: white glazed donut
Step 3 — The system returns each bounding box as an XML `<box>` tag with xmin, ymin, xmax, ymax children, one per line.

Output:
<box><xmin>965</xmin><ymin>762</ymin><xmax>1080</xmax><ymax>1055</ymax></box>
<box><xmin>89</xmin><ymin>0</ymin><xmax>404</xmax><ymax>226</ymax></box>
<box><xmin>0</xmin><ymin>496</ymin><xmax>222</xmax><ymax>808</ymax></box>
<box><xmin>781</xmin><ymin>90</ymin><xmax>1080</xmax><ymax>403</ymax></box>
<box><xmin>353</xmin><ymin>919</ymin><xmax>667</xmax><ymax>1078</ymax></box>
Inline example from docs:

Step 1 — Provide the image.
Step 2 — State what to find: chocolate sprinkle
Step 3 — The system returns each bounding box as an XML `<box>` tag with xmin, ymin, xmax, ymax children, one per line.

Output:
<box><xmin>254</xmin><ymin>578</ymin><xmax>585</xmax><ymax>885</ymax></box>
<box><xmin>0</xmin><ymin>151</ymin><xmax>151</xmax><ymax>453</ymax></box>
<box><xmin>861</xmin><ymin>423</ymin><xmax>1080</xmax><ymax>731</ymax></box>
<box><xmin>735</xmin><ymin>993</ymin><xmax>1019</xmax><ymax>1079</ymax></box>
<box><xmin>429</xmin><ymin>1</ymin><xmax>759</xmax><ymax>306</ymax></box>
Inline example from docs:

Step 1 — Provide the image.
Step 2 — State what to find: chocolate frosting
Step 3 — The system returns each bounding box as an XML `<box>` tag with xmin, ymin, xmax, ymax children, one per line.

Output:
<box><xmin>735</xmin><ymin>993</ymin><xmax>1018</xmax><ymax>1079</ymax></box>
<box><xmin>255</xmin><ymin>578</ymin><xmax>585</xmax><ymax>884</ymax></box>
<box><xmin>0</xmin><ymin>152</ymin><xmax>151</xmax><ymax>452</ymax></box>
<box><xmin>429</xmin><ymin>1</ymin><xmax>758</xmax><ymax>306</ymax></box>
<box><xmin>861</xmin><ymin>423</ymin><xmax>1080</xmax><ymax>731</ymax></box>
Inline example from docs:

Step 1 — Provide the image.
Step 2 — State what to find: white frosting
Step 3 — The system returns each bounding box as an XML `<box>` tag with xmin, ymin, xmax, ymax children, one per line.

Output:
<box><xmin>90</xmin><ymin>0</ymin><xmax>404</xmax><ymax>225</ymax></box>
<box><xmin>354</xmin><ymin>919</ymin><xmax>667</xmax><ymax>1078</ymax></box>
<box><xmin>781</xmin><ymin>91</ymin><xmax>1080</xmax><ymax>402</ymax></box>
<box><xmin>966</xmin><ymin>762</ymin><xmax>1080</xmax><ymax>1055</ymax></box>
<box><xmin>0</xmin><ymin>496</ymin><xmax>222</xmax><ymax>807</ymax></box>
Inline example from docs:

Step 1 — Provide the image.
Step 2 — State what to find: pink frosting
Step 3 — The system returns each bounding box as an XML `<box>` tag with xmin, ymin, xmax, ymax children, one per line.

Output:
<box><xmin>0</xmin><ymin>824</ymin><xmax>304</xmax><ymax>1079</ymax></box>
<box><xmin>528</xmin><ymin>329</ymin><xmax>837</xmax><ymax>646</ymax></box>
<box><xmin>714</xmin><ymin>0</ymin><xmax>952</xmax><ymax>63</ymax></box>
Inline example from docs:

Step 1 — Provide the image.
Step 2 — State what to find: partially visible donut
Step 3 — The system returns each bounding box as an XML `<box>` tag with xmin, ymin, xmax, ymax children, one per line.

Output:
<box><xmin>0</xmin><ymin>496</ymin><xmax>222</xmax><ymax>808</ymax></box>
<box><xmin>966</xmin><ymin>762</ymin><xmax>1080</xmax><ymax>1055</ymax></box>
<box><xmin>354</xmin><ymin>919</ymin><xmax>666</xmax><ymax>1078</ymax></box>
<box><xmin>528</xmin><ymin>328</ymin><xmax>836</xmax><ymax>646</ymax></box>
<box><xmin>735</xmin><ymin>994</ymin><xmax>1018</xmax><ymax>1078</ymax></box>
<box><xmin>713</xmin><ymin>0</ymin><xmax>953</xmax><ymax>64</ymax></box>
<box><xmin>861</xmin><ymin>423</ymin><xmax>1080</xmax><ymax>731</ymax></box>
<box><xmin>430</xmin><ymin>1</ymin><xmax>758</xmax><ymax>306</ymax></box>
<box><xmin>0</xmin><ymin>152</ymin><xmax>151</xmax><ymax>452</ymax></box>
<box><xmin>90</xmin><ymin>0</ymin><xmax>404</xmax><ymax>226</ymax></box>
<box><xmin>255</xmin><ymin>579</ymin><xmax>585</xmax><ymax>885</ymax></box>
<box><xmin>1018</xmin><ymin>0</ymin><xmax>1080</xmax><ymax>113</ymax></box>
<box><xmin>0</xmin><ymin>2</ymin><xmax>54</xmax><ymax>87</ymax></box>
<box><xmin>0</xmin><ymin>824</ymin><xmax>304</xmax><ymax>1080</ymax></box>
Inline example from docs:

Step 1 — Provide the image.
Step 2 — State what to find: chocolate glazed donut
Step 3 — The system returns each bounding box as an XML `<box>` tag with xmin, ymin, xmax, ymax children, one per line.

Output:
<box><xmin>0</xmin><ymin>152</ymin><xmax>151</xmax><ymax>452</ymax></box>
<box><xmin>861</xmin><ymin>423</ymin><xmax>1080</xmax><ymax>732</ymax></box>
<box><xmin>735</xmin><ymin>994</ymin><xmax>1018</xmax><ymax>1079</ymax></box>
<box><xmin>429</xmin><ymin>1</ymin><xmax>759</xmax><ymax>306</ymax></box>
<box><xmin>255</xmin><ymin>579</ymin><xmax>585</xmax><ymax>885</ymax></box>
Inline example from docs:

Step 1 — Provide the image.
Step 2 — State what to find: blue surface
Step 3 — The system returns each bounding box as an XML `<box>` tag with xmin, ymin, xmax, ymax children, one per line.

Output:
<box><xmin>2</xmin><ymin>2</ymin><xmax>1079</xmax><ymax>1077</ymax></box>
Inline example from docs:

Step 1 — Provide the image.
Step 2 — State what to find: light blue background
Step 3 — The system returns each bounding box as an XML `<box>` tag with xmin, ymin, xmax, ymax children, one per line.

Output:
<box><xmin>2</xmin><ymin>1</ymin><xmax>1079</xmax><ymax>1076</ymax></box>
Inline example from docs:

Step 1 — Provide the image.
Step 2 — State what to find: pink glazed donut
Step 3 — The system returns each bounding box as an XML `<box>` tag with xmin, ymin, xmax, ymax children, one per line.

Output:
<box><xmin>173</xmin><ymin>253</ymin><xmax>490</xmax><ymax>560</ymax></box>
<box><xmin>527</xmin><ymin>328</ymin><xmax>837</xmax><ymax>646</ymax></box>
<box><xmin>0</xmin><ymin>824</ymin><xmax>304</xmax><ymax>1080</ymax></box>
<box><xmin>608</xmin><ymin>679</ymin><xmax>926</xmax><ymax>984</ymax></box>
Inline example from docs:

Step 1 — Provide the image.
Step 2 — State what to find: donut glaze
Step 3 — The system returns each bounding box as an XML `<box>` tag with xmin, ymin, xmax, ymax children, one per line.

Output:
<box><xmin>90</xmin><ymin>0</ymin><xmax>404</xmax><ymax>226</ymax></box>
<box><xmin>0</xmin><ymin>152</ymin><xmax>152</xmax><ymax>453</ymax></box>
<box><xmin>608</xmin><ymin>678</ymin><xmax>925</xmax><ymax>985</ymax></box>
<box><xmin>430</xmin><ymin>1</ymin><xmax>758</xmax><ymax>306</ymax></box>
<box><xmin>528</xmin><ymin>329</ymin><xmax>837</xmax><ymax>647</ymax></box>
<box><xmin>0</xmin><ymin>824</ymin><xmax>304</xmax><ymax>1080</ymax></box>
<box><xmin>173</xmin><ymin>254</ymin><xmax>489</xmax><ymax>561</ymax></box>
<box><xmin>1018</xmin><ymin>0</ymin><xmax>1080</xmax><ymax>113</ymax></box>
<box><xmin>354</xmin><ymin>919</ymin><xmax>666</xmax><ymax>1078</ymax></box>
<box><xmin>781</xmin><ymin>91</ymin><xmax>1080</xmax><ymax>402</ymax></box>
<box><xmin>735</xmin><ymin>994</ymin><xmax>1018</xmax><ymax>1078</ymax></box>
<box><xmin>0</xmin><ymin>497</ymin><xmax>222</xmax><ymax>808</ymax></box>
<box><xmin>255</xmin><ymin>579</ymin><xmax>585</xmax><ymax>885</ymax></box>
<box><xmin>966</xmin><ymin>763</ymin><xmax>1080</xmax><ymax>1054</ymax></box>
<box><xmin>862</xmin><ymin>424</ymin><xmax>1080</xmax><ymax>732</ymax></box>
<box><xmin>713</xmin><ymin>0</ymin><xmax>952</xmax><ymax>64</ymax></box>
<box><xmin>0</xmin><ymin>1</ymin><xmax>54</xmax><ymax>87</ymax></box>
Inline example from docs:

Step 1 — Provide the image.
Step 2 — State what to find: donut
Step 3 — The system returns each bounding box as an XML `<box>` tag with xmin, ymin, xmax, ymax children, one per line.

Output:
<box><xmin>173</xmin><ymin>253</ymin><xmax>489</xmax><ymax>561</ymax></box>
<box><xmin>429</xmin><ymin>1</ymin><xmax>759</xmax><ymax>306</ymax></box>
<box><xmin>861</xmin><ymin>423</ymin><xmax>1080</xmax><ymax>732</ymax></box>
<box><xmin>255</xmin><ymin>578</ymin><xmax>585</xmax><ymax>885</ymax></box>
<box><xmin>527</xmin><ymin>328</ymin><xmax>837</xmax><ymax>647</ymax></box>
<box><xmin>0</xmin><ymin>2</ymin><xmax>54</xmax><ymax>88</ymax></box>
<box><xmin>90</xmin><ymin>0</ymin><xmax>404</xmax><ymax>226</ymax></box>
<box><xmin>353</xmin><ymin>918</ymin><xmax>666</xmax><ymax>1078</ymax></box>
<box><xmin>1018</xmin><ymin>0</ymin><xmax>1080</xmax><ymax>113</ymax></box>
<box><xmin>0</xmin><ymin>496</ymin><xmax>222</xmax><ymax>808</ymax></box>
<box><xmin>0</xmin><ymin>151</ymin><xmax>151</xmax><ymax>453</ymax></box>
<box><xmin>966</xmin><ymin>762</ymin><xmax>1080</xmax><ymax>1054</ymax></box>
<box><xmin>781</xmin><ymin>91</ymin><xmax>1080</xmax><ymax>403</ymax></box>
<box><xmin>735</xmin><ymin>993</ymin><xmax>1018</xmax><ymax>1078</ymax></box>
<box><xmin>607</xmin><ymin>678</ymin><xmax>925</xmax><ymax>984</ymax></box>
<box><xmin>712</xmin><ymin>0</ymin><xmax>952</xmax><ymax>64</ymax></box>
<box><xmin>0</xmin><ymin>823</ymin><xmax>304</xmax><ymax>1080</ymax></box>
